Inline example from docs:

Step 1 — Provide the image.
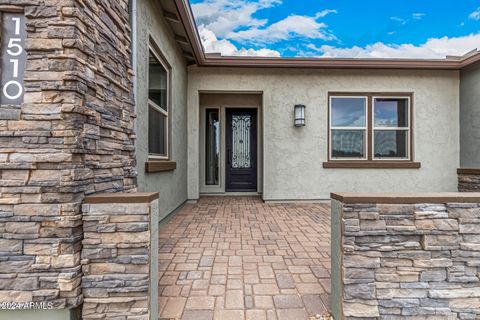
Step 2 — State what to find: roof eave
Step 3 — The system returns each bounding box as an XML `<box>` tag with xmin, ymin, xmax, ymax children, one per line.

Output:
<box><xmin>460</xmin><ymin>52</ymin><xmax>480</xmax><ymax>69</ymax></box>
<box><xmin>172</xmin><ymin>0</ymin><xmax>206</xmax><ymax>64</ymax></box>
<box><xmin>199</xmin><ymin>56</ymin><xmax>466</xmax><ymax>70</ymax></box>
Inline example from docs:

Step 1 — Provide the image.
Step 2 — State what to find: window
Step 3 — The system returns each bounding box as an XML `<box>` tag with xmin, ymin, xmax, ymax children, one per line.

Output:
<box><xmin>148</xmin><ymin>47</ymin><xmax>169</xmax><ymax>159</ymax></box>
<box><xmin>205</xmin><ymin>109</ymin><xmax>220</xmax><ymax>185</ymax></box>
<box><xmin>330</xmin><ymin>97</ymin><xmax>367</xmax><ymax>159</ymax></box>
<box><xmin>373</xmin><ymin>97</ymin><xmax>409</xmax><ymax>159</ymax></box>
<box><xmin>328</xmin><ymin>93</ymin><xmax>414</xmax><ymax>165</ymax></box>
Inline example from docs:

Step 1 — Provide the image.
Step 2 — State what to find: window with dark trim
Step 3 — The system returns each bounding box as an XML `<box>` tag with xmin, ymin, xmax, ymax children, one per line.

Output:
<box><xmin>205</xmin><ymin>109</ymin><xmax>220</xmax><ymax>185</ymax></box>
<box><xmin>148</xmin><ymin>46</ymin><xmax>169</xmax><ymax>159</ymax></box>
<box><xmin>373</xmin><ymin>97</ymin><xmax>410</xmax><ymax>159</ymax></box>
<box><xmin>326</xmin><ymin>93</ymin><xmax>418</xmax><ymax>168</ymax></box>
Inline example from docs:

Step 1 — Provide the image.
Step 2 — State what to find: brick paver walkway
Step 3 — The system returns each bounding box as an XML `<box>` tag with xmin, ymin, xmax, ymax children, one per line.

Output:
<box><xmin>158</xmin><ymin>197</ymin><xmax>331</xmax><ymax>320</ymax></box>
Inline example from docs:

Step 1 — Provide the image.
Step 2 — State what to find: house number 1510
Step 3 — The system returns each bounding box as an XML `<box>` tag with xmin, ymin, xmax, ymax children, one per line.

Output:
<box><xmin>1</xmin><ymin>13</ymin><xmax>27</xmax><ymax>105</ymax></box>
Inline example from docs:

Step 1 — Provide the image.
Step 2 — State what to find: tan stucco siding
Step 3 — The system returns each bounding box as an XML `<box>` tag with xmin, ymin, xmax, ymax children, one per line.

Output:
<box><xmin>135</xmin><ymin>0</ymin><xmax>188</xmax><ymax>219</ymax></box>
<box><xmin>460</xmin><ymin>62</ymin><xmax>480</xmax><ymax>167</ymax></box>
<box><xmin>188</xmin><ymin>67</ymin><xmax>460</xmax><ymax>200</ymax></box>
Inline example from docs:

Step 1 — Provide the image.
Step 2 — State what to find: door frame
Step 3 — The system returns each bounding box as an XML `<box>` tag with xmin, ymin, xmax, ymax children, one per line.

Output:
<box><xmin>199</xmin><ymin>92</ymin><xmax>263</xmax><ymax>195</ymax></box>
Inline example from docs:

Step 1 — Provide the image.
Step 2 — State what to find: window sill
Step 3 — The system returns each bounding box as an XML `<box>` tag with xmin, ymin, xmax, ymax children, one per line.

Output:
<box><xmin>323</xmin><ymin>161</ymin><xmax>421</xmax><ymax>169</ymax></box>
<box><xmin>145</xmin><ymin>160</ymin><xmax>176</xmax><ymax>173</ymax></box>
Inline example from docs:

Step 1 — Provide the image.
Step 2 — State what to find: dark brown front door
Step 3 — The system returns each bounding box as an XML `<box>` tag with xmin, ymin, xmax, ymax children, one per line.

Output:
<box><xmin>225</xmin><ymin>108</ymin><xmax>257</xmax><ymax>192</ymax></box>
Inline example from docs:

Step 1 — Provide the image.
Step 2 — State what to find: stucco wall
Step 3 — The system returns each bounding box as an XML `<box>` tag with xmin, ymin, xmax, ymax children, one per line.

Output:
<box><xmin>188</xmin><ymin>67</ymin><xmax>460</xmax><ymax>200</ymax></box>
<box><xmin>460</xmin><ymin>62</ymin><xmax>480</xmax><ymax>167</ymax></box>
<box><xmin>135</xmin><ymin>0</ymin><xmax>188</xmax><ymax>219</ymax></box>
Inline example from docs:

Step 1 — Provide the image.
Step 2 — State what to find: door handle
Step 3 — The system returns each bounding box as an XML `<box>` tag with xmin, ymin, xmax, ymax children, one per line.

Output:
<box><xmin>227</xmin><ymin>148</ymin><xmax>231</xmax><ymax>166</ymax></box>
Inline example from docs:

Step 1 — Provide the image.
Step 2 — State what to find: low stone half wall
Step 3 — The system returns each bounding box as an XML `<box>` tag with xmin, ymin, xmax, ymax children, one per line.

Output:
<box><xmin>331</xmin><ymin>192</ymin><xmax>480</xmax><ymax>320</ymax></box>
<box><xmin>458</xmin><ymin>168</ymin><xmax>480</xmax><ymax>192</ymax></box>
<box><xmin>81</xmin><ymin>192</ymin><xmax>159</xmax><ymax>320</ymax></box>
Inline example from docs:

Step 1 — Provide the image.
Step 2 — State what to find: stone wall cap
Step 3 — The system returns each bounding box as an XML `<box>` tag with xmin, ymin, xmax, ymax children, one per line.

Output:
<box><xmin>84</xmin><ymin>192</ymin><xmax>159</xmax><ymax>204</ymax></box>
<box><xmin>331</xmin><ymin>192</ymin><xmax>480</xmax><ymax>204</ymax></box>
<box><xmin>458</xmin><ymin>168</ymin><xmax>480</xmax><ymax>175</ymax></box>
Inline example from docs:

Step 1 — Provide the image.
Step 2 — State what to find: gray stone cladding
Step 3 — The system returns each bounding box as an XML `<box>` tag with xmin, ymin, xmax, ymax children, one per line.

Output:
<box><xmin>0</xmin><ymin>0</ymin><xmax>136</xmax><ymax>309</ymax></box>
<box><xmin>81</xmin><ymin>198</ymin><xmax>158</xmax><ymax>320</ymax></box>
<box><xmin>458</xmin><ymin>172</ymin><xmax>480</xmax><ymax>192</ymax></box>
<box><xmin>333</xmin><ymin>200</ymin><xmax>480</xmax><ymax>319</ymax></box>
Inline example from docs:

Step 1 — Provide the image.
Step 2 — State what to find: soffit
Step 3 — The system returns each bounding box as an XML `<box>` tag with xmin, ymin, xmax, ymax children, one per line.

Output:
<box><xmin>156</xmin><ymin>0</ymin><xmax>197</xmax><ymax>64</ymax></box>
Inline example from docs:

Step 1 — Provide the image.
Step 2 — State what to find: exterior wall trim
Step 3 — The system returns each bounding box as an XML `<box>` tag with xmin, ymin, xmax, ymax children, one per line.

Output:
<box><xmin>323</xmin><ymin>161</ymin><xmax>421</xmax><ymax>169</ymax></box>
<box><xmin>331</xmin><ymin>192</ymin><xmax>480</xmax><ymax>203</ymax></box>
<box><xmin>84</xmin><ymin>192</ymin><xmax>160</xmax><ymax>203</ymax></box>
<box><xmin>458</xmin><ymin>168</ymin><xmax>480</xmax><ymax>175</ymax></box>
<box><xmin>199</xmin><ymin>55</ymin><xmax>480</xmax><ymax>70</ymax></box>
<box><xmin>145</xmin><ymin>160</ymin><xmax>177</xmax><ymax>172</ymax></box>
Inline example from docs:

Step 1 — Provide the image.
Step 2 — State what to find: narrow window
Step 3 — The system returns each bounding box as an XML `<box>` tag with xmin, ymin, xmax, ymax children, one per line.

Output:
<box><xmin>148</xmin><ymin>48</ymin><xmax>169</xmax><ymax>158</ymax></box>
<box><xmin>205</xmin><ymin>109</ymin><xmax>220</xmax><ymax>185</ymax></box>
<box><xmin>330</xmin><ymin>97</ymin><xmax>367</xmax><ymax>159</ymax></box>
<box><xmin>373</xmin><ymin>97</ymin><xmax>410</xmax><ymax>159</ymax></box>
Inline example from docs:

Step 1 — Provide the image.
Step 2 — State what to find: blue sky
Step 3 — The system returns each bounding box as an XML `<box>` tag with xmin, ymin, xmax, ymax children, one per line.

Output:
<box><xmin>189</xmin><ymin>0</ymin><xmax>480</xmax><ymax>58</ymax></box>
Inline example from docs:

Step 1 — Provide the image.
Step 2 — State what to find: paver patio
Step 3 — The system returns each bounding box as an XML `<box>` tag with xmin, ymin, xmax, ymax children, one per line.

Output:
<box><xmin>158</xmin><ymin>196</ymin><xmax>331</xmax><ymax>320</ymax></box>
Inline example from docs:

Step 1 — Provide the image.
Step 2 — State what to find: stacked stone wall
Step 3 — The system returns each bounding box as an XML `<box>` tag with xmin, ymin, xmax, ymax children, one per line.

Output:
<box><xmin>332</xmin><ymin>198</ymin><xmax>480</xmax><ymax>319</ymax></box>
<box><xmin>458</xmin><ymin>170</ymin><xmax>480</xmax><ymax>192</ymax></box>
<box><xmin>0</xmin><ymin>0</ymin><xmax>135</xmax><ymax>309</ymax></box>
<box><xmin>81</xmin><ymin>194</ymin><xmax>158</xmax><ymax>320</ymax></box>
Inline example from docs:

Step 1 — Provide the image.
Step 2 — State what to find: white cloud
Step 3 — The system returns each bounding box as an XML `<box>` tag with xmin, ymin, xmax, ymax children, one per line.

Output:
<box><xmin>412</xmin><ymin>13</ymin><xmax>425</xmax><ymax>20</ymax></box>
<box><xmin>315</xmin><ymin>9</ymin><xmax>337</xmax><ymax>18</ymax></box>
<box><xmin>192</xmin><ymin>0</ymin><xmax>336</xmax><ymax>56</ymax></box>
<box><xmin>390</xmin><ymin>16</ymin><xmax>406</xmax><ymax>25</ymax></box>
<box><xmin>199</xmin><ymin>26</ymin><xmax>280</xmax><ymax>57</ymax></box>
<box><xmin>191</xmin><ymin>0</ymin><xmax>281</xmax><ymax>37</ymax></box>
<box><xmin>315</xmin><ymin>33</ymin><xmax>480</xmax><ymax>59</ymax></box>
<box><xmin>228</xmin><ymin>13</ymin><xmax>336</xmax><ymax>44</ymax></box>
<box><xmin>390</xmin><ymin>13</ymin><xmax>425</xmax><ymax>25</ymax></box>
<box><xmin>470</xmin><ymin>7</ymin><xmax>480</xmax><ymax>20</ymax></box>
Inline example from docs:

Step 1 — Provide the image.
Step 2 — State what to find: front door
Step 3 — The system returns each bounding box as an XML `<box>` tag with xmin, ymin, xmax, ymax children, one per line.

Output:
<box><xmin>225</xmin><ymin>108</ymin><xmax>257</xmax><ymax>192</ymax></box>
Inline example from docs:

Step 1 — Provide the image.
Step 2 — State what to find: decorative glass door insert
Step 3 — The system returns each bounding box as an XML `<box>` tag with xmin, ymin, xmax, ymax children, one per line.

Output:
<box><xmin>231</xmin><ymin>115</ymin><xmax>251</xmax><ymax>169</ymax></box>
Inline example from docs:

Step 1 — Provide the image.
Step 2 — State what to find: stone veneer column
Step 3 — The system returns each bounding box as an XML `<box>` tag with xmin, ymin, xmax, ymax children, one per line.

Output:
<box><xmin>331</xmin><ymin>192</ymin><xmax>480</xmax><ymax>320</ymax></box>
<box><xmin>81</xmin><ymin>192</ymin><xmax>159</xmax><ymax>320</ymax></box>
<box><xmin>0</xmin><ymin>0</ymin><xmax>135</xmax><ymax>314</ymax></box>
<box><xmin>458</xmin><ymin>168</ymin><xmax>480</xmax><ymax>192</ymax></box>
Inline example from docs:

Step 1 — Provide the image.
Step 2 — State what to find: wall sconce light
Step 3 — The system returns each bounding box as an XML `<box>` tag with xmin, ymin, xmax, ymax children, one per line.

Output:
<box><xmin>294</xmin><ymin>104</ymin><xmax>306</xmax><ymax>127</ymax></box>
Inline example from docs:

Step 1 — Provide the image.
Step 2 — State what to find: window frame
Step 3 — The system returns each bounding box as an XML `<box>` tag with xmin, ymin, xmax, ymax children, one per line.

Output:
<box><xmin>328</xmin><ymin>96</ymin><xmax>368</xmax><ymax>160</ymax></box>
<box><xmin>327</xmin><ymin>92</ymin><xmax>415</xmax><ymax>165</ymax></box>
<box><xmin>205</xmin><ymin>108</ymin><xmax>221</xmax><ymax>186</ymax></box>
<box><xmin>147</xmin><ymin>41</ymin><xmax>171</xmax><ymax>160</ymax></box>
<box><xmin>372</xmin><ymin>95</ymin><xmax>411</xmax><ymax>161</ymax></box>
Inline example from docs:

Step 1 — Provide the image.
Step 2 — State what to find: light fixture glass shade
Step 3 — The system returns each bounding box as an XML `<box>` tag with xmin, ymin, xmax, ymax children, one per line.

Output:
<box><xmin>294</xmin><ymin>104</ymin><xmax>306</xmax><ymax>126</ymax></box>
